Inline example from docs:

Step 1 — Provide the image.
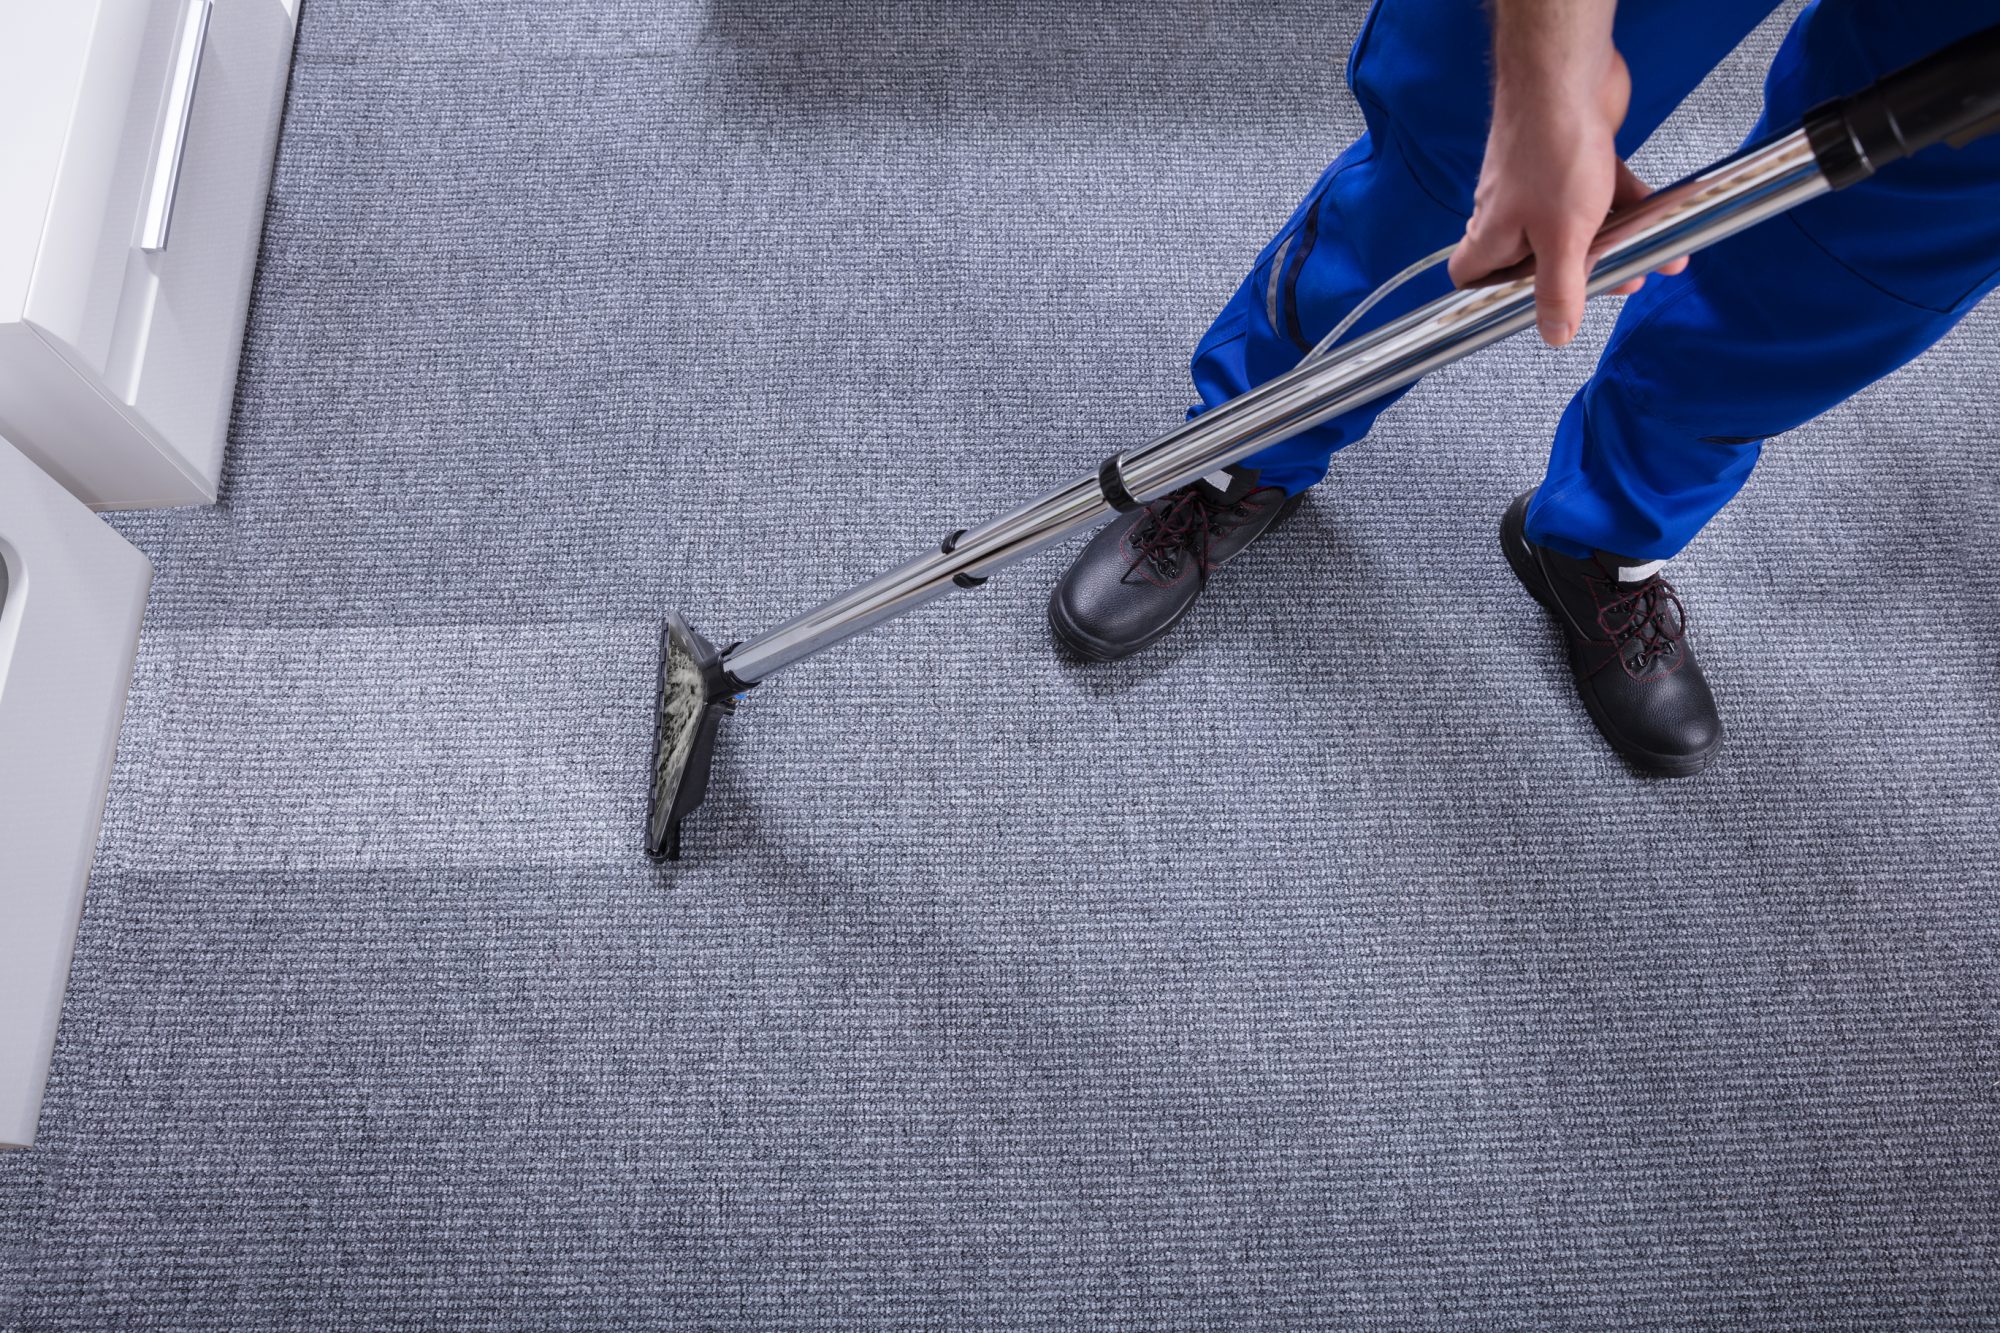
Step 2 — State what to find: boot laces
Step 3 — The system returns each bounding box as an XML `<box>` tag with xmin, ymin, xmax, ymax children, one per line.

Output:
<box><xmin>1128</xmin><ymin>485</ymin><xmax>1272</xmax><ymax>579</ymax></box>
<box><xmin>1592</xmin><ymin>571</ymin><xmax>1687</xmax><ymax>676</ymax></box>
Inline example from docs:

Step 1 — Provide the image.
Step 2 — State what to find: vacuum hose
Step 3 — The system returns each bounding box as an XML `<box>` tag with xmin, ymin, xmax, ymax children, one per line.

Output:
<box><xmin>1804</xmin><ymin>21</ymin><xmax>2000</xmax><ymax>187</ymax></box>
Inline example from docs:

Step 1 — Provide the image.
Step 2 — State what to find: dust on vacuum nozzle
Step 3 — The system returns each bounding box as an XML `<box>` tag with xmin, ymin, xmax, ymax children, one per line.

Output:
<box><xmin>646</xmin><ymin>613</ymin><xmax>733</xmax><ymax>861</ymax></box>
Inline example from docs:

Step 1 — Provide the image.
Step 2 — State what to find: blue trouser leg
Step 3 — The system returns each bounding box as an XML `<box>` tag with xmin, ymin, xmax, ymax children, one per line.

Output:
<box><xmin>1194</xmin><ymin>0</ymin><xmax>1785</xmax><ymax>496</ymax></box>
<box><xmin>1525</xmin><ymin>0</ymin><xmax>2000</xmax><ymax>560</ymax></box>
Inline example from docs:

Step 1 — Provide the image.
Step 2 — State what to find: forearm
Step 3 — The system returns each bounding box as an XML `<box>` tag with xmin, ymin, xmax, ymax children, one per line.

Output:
<box><xmin>1448</xmin><ymin>0</ymin><xmax>1639</xmax><ymax>346</ymax></box>
<box><xmin>1487</xmin><ymin>0</ymin><xmax>1619</xmax><ymax>106</ymax></box>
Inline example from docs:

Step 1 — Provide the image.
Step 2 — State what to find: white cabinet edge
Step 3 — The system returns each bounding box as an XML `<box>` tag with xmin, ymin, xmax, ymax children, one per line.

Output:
<box><xmin>0</xmin><ymin>7</ymin><xmax>97</xmax><ymax>321</ymax></box>
<box><xmin>0</xmin><ymin>437</ymin><xmax>152</xmax><ymax>1149</ymax></box>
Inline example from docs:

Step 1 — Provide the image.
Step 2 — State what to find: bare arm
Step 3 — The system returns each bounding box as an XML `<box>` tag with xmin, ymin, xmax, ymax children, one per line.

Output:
<box><xmin>1445</xmin><ymin>0</ymin><xmax>1686</xmax><ymax>346</ymax></box>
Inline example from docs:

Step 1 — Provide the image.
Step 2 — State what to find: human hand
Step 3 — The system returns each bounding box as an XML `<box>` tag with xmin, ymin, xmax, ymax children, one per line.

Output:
<box><xmin>1446</xmin><ymin>42</ymin><xmax>1688</xmax><ymax>346</ymax></box>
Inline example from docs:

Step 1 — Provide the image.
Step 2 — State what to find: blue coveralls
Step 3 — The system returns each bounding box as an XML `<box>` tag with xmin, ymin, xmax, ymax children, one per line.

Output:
<box><xmin>1197</xmin><ymin>0</ymin><xmax>2000</xmax><ymax>561</ymax></box>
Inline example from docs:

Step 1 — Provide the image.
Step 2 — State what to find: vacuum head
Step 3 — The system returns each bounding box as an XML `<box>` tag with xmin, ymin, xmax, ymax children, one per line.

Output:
<box><xmin>646</xmin><ymin>613</ymin><xmax>736</xmax><ymax>861</ymax></box>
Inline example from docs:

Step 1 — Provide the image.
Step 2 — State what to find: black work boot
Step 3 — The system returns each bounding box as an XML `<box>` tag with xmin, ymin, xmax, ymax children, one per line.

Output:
<box><xmin>1499</xmin><ymin>490</ymin><xmax>1723</xmax><ymax>776</ymax></box>
<box><xmin>1048</xmin><ymin>467</ymin><xmax>1305</xmax><ymax>661</ymax></box>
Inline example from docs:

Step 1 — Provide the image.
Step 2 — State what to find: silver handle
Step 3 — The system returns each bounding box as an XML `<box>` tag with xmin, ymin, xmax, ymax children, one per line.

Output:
<box><xmin>137</xmin><ymin>0</ymin><xmax>213</xmax><ymax>253</ymax></box>
<box><xmin>718</xmin><ymin>128</ymin><xmax>1830</xmax><ymax>686</ymax></box>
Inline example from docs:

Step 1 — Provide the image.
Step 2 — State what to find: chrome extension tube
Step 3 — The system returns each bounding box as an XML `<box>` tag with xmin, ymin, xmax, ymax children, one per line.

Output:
<box><xmin>720</xmin><ymin>128</ymin><xmax>1829</xmax><ymax>687</ymax></box>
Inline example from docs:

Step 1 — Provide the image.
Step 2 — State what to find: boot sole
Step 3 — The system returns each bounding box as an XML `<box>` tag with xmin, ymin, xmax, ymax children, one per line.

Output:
<box><xmin>1498</xmin><ymin>500</ymin><xmax>1722</xmax><ymax>779</ymax></box>
<box><xmin>1046</xmin><ymin>492</ymin><xmax>1306</xmax><ymax>664</ymax></box>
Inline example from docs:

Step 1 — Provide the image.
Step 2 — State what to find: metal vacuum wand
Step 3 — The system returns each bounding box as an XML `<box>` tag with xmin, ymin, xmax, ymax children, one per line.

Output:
<box><xmin>717</xmin><ymin>128</ymin><xmax>1828</xmax><ymax>687</ymax></box>
<box><xmin>649</xmin><ymin>24</ymin><xmax>2000</xmax><ymax>859</ymax></box>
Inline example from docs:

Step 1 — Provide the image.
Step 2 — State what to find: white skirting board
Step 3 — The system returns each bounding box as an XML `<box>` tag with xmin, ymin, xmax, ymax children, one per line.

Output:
<box><xmin>0</xmin><ymin>435</ymin><xmax>150</xmax><ymax>1148</ymax></box>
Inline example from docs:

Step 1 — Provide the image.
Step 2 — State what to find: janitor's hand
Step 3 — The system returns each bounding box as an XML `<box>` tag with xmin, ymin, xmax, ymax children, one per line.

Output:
<box><xmin>1446</xmin><ymin>3</ymin><xmax>1688</xmax><ymax>347</ymax></box>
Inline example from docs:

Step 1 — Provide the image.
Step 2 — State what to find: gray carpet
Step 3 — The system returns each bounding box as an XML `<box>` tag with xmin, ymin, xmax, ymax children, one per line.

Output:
<box><xmin>5</xmin><ymin>1</ymin><xmax>1999</xmax><ymax>1328</ymax></box>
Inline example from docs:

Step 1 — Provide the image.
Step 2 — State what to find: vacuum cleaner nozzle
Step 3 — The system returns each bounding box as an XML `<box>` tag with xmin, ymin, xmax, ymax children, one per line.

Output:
<box><xmin>646</xmin><ymin>613</ymin><xmax>737</xmax><ymax>861</ymax></box>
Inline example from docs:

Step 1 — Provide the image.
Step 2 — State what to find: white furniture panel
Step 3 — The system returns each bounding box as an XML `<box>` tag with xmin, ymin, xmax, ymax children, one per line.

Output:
<box><xmin>0</xmin><ymin>434</ymin><xmax>151</xmax><ymax>1149</ymax></box>
<box><xmin>0</xmin><ymin>0</ymin><xmax>297</xmax><ymax>510</ymax></box>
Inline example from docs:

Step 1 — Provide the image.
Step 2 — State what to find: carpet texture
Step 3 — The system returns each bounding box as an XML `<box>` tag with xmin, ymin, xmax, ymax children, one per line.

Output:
<box><xmin>5</xmin><ymin>1</ymin><xmax>1999</xmax><ymax>1328</ymax></box>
